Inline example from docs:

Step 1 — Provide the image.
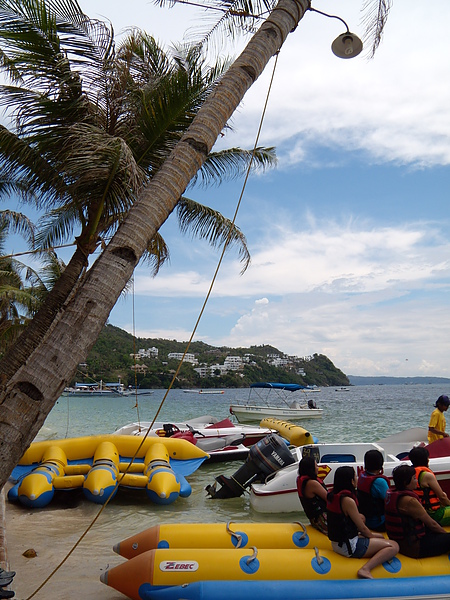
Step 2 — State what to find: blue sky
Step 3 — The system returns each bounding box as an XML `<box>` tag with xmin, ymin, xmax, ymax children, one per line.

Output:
<box><xmin>4</xmin><ymin>1</ymin><xmax>450</xmax><ymax>378</ymax></box>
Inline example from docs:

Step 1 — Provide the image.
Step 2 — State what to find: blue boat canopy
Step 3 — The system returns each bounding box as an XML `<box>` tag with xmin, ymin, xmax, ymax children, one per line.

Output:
<box><xmin>250</xmin><ymin>382</ymin><xmax>306</xmax><ymax>392</ymax></box>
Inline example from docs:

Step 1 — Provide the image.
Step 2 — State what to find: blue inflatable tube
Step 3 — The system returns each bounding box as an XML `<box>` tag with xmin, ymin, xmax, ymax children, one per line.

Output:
<box><xmin>141</xmin><ymin>575</ymin><xmax>450</xmax><ymax>600</ymax></box>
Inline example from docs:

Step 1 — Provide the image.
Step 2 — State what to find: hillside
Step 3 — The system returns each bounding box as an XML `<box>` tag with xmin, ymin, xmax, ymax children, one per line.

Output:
<box><xmin>73</xmin><ymin>324</ymin><xmax>350</xmax><ymax>389</ymax></box>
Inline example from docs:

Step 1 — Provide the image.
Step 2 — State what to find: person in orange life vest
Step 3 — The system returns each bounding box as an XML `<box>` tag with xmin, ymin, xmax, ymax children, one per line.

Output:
<box><xmin>327</xmin><ymin>466</ymin><xmax>398</xmax><ymax>580</ymax></box>
<box><xmin>385</xmin><ymin>464</ymin><xmax>450</xmax><ymax>558</ymax></box>
<box><xmin>356</xmin><ymin>449</ymin><xmax>390</xmax><ymax>532</ymax></box>
<box><xmin>296</xmin><ymin>456</ymin><xmax>328</xmax><ymax>535</ymax></box>
<box><xmin>408</xmin><ymin>446</ymin><xmax>450</xmax><ymax>526</ymax></box>
<box><xmin>428</xmin><ymin>394</ymin><xmax>450</xmax><ymax>443</ymax></box>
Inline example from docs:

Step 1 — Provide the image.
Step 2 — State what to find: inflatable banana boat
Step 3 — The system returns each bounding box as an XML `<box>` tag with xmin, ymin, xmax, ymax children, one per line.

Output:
<box><xmin>259</xmin><ymin>419</ymin><xmax>313</xmax><ymax>447</ymax></box>
<box><xmin>101</xmin><ymin>521</ymin><xmax>450</xmax><ymax>600</ymax></box>
<box><xmin>114</xmin><ymin>521</ymin><xmax>329</xmax><ymax>559</ymax></box>
<box><xmin>8</xmin><ymin>435</ymin><xmax>208</xmax><ymax>508</ymax></box>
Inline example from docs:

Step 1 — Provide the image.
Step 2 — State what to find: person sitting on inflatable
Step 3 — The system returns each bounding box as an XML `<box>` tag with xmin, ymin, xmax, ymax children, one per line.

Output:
<box><xmin>385</xmin><ymin>464</ymin><xmax>450</xmax><ymax>558</ymax></box>
<box><xmin>357</xmin><ymin>449</ymin><xmax>390</xmax><ymax>532</ymax></box>
<box><xmin>296</xmin><ymin>456</ymin><xmax>328</xmax><ymax>534</ymax></box>
<box><xmin>327</xmin><ymin>466</ymin><xmax>398</xmax><ymax>579</ymax></box>
<box><xmin>408</xmin><ymin>446</ymin><xmax>450</xmax><ymax>526</ymax></box>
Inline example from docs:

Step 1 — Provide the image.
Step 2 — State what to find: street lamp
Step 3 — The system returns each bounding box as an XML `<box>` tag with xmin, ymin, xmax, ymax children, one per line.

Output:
<box><xmin>309</xmin><ymin>6</ymin><xmax>363</xmax><ymax>59</ymax></box>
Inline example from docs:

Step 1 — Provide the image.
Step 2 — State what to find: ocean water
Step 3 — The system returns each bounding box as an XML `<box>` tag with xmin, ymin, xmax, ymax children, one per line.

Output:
<box><xmin>5</xmin><ymin>384</ymin><xmax>446</xmax><ymax>599</ymax></box>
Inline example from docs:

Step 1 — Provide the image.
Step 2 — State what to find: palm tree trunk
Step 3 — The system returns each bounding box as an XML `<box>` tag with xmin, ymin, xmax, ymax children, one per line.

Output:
<box><xmin>0</xmin><ymin>247</ymin><xmax>88</xmax><ymax>384</ymax></box>
<box><xmin>0</xmin><ymin>0</ymin><xmax>310</xmax><ymax>490</ymax></box>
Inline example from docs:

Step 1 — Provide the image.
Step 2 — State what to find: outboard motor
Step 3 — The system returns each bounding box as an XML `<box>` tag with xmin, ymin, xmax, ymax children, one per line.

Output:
<box><xmin>205</xmin><ymin>433</ymin><xmax>295</xmax><ymax>499</ymax></box>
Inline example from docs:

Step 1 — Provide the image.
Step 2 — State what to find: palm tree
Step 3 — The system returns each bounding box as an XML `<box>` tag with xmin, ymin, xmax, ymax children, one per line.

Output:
<box><xmin>0</xmin><ymin>4</ymin><xmax>276</xmax><ymax>382</ymax></box>
<box><xmin>0</xmin><ymin>0</ymin><xmax>391</xmax><ymax>489</ymax></box>
<box><xmin>0</xmin><ymin>211</ymin><xmax>64</xmax><ymax>352</ymax></box>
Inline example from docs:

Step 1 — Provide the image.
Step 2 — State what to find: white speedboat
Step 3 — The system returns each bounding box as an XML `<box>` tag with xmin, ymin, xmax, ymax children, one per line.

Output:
<box><xmin>230</xmin><ymin>382</ymin><xmax>323</xmax><ymax>424</ymax></box>
<box><xmin>114</xmin><ymin>415</ymin><xmax>275</xmax><ymax>462</ymax></box>
<box><xmin>249</xmin><ymin>427</ymin><xmax>450</xmax><ymax>513</ymax></box>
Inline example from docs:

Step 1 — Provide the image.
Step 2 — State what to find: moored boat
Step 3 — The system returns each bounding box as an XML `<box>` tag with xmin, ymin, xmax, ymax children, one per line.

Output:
<box><xmin>62</xmin><ymin>380</ymin><xmax>154</xmax><ymax>397</ymax></box>
<box><xmin>183</xmin><ymin>389</ymin><xmax>225</xmax><ymax>394</ymax></box>
<box><xmin>113</xmin><ymin>415</ymin><xmax>276</xmax><ymax>462</ymax></box>
<box><xmin>230</xmin><ymin>382</ymin><xmax>323</xmax><ymax>424</ymax></box>
<box><xmin>250</xmin><ymin>428</ymin><xmax>450</xmax><ymax>513</ymax></box>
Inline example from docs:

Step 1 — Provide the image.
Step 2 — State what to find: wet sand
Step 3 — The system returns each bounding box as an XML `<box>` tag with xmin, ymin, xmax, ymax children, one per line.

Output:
<box><xmin>3</xmin><ymin>483</ymin><xmax>126</xmax><ymax>600</ymax></box>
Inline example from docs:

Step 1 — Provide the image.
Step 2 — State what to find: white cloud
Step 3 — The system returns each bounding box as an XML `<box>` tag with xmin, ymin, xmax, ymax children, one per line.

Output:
<box><xmin>217</xmin><ymin>1</ymin><xmax>450</xmax><ymax>168</ymax></box>
<box><xmin>137</xmin><ymin>220</ymin><xmax>449</xmax><ymax>297</ymax></box>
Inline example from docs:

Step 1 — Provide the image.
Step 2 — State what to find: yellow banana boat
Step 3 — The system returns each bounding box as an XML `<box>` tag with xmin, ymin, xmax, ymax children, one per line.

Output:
<box><xmin>114</xmin><ymin>521</ymin><xmax>330</xmax><ymax>559</ymax></box>
<box><xmin>101</xmin><ymin>544</ymin><xmax>450</xmax><ymax>600</ymax></box>
<box><xmin>8</xmin><ymin>435</ymin><xmax>208</xmax><ymax>508</ymax></box>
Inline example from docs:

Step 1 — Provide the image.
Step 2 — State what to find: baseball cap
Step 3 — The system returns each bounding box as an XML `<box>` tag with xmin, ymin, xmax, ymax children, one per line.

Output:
<box><xmin>435</xmin><ymin>394</ymin><xmax>450</xmax><ymax>407</ymax></box>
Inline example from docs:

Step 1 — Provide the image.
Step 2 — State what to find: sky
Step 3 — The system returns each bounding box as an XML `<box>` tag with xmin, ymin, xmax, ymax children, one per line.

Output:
<box><xmin>4</xmin><ymin>1</ymin><xmax>450</xmax><ymax>378</ymax></box>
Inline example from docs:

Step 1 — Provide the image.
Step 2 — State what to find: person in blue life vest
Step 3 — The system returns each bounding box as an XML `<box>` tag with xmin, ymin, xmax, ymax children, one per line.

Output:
<box><xmin>428</xmin><ymin>394</ymin><xmax>450</xmax><ymax>443</ymax></box>
<box><xmin>296</xmin><ymin>456</ymin><xmax>328</xmax><ymax>534</ymax></box>
<box><xmin>356</xmin><ymin>449</ymin><xmax>390</xmax><ymax>532</ymax></box>
<box><xmin>408</xmin><ymin>446</ymin><xmax>450</xmax><ymax>526</ymax></box>
<box><xmin>385</xmin><ymin>464</ymin><xmax>450</xmax><ymax>558</ymax></box>
<box><xmin>327</xmin><ymin>466</ymin><xmax>399</xmax><ymax>579</ymax></box>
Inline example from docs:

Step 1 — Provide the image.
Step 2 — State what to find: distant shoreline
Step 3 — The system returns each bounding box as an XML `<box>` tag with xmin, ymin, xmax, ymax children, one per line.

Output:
<box><xmin>349</xmin><ymin>376</ymin><xmax>450</xmax><ymax>386</ymax></box>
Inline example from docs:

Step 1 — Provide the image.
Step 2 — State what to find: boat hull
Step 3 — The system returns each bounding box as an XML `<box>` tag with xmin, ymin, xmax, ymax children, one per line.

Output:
<box><xmin>230</xmin><ymin>405</ymin><xmax>323</xmax><ymax>424</ymax></box>
<box><xmin>250</xmin><ymin>431</ymin><xmax>450</xmax><ymax>513</ymax></box>
<box><xmin>124</xmin><ymin>576</ymin><xmax>450</xmax><ymax>600</ymax></box>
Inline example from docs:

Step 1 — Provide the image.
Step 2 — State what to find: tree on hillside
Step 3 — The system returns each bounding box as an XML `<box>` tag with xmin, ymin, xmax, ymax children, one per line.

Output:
<box><xmin>0</xmin><ymin>3</ymin><xmax>276</xmax><ymax>383</ymax></box>
<box><xmin>0</xmin><ymin>0</ymin><xmax>390</xmax><ymax>490</ymax></box>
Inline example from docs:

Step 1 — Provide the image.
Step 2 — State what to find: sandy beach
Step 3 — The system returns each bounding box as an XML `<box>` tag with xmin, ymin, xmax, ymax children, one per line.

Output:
<box><xmin>3</xmin><ymin>482</ymin><xmax>127</xmax><ymax>600</ymax></box>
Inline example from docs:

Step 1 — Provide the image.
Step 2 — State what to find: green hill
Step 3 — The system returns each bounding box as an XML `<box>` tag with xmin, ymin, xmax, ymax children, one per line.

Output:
<box><xmin>71</xmin><ymin>324</ymin><xmax>350</xmax><ymax>389</ymax></box>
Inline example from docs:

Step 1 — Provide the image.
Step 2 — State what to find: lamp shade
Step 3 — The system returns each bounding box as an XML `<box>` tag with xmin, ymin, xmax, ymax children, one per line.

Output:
<box><xmin>331</xmin><ymin>32</ymin><xmax>363</xmax><ymax>59</ymax></box>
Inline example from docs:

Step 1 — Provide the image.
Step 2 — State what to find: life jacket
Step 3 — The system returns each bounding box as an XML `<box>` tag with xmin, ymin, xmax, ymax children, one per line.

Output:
<box><xmin>414</xmin><ymin>466</ymin><xmax>441</xmax><ymax>512</ymax></box>
<box><xmin>296</xmin><ymin>475</ymin><xmax>327</xmax><ymax>522</ymax></box>
<box><xmin>326</xmin><ymin>489</ymin><xmax>359</xmax><ymax>552</ymax></box>
<box><xmin>384</xmin><ymin>489</ymin><xmax>425</xmax><ymax>542</ymax></box>
<box><xmin>356</xmin><ymin>471</ymin><xmax>389</xmax><ymax>520</ymax></box>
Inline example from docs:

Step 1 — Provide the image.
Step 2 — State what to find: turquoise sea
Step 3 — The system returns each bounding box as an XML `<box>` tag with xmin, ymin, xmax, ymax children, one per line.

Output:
<box><xmin>5</xmin><ymin>384</ymin><xmax>447</xmax><ymax>600</ymax></box>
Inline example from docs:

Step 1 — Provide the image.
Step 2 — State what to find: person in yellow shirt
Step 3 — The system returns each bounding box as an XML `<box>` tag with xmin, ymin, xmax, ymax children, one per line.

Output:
<box><xmin>428</xmin><ymin>395</ymin><xmax>450</xmax><ymax>443</ymax></box>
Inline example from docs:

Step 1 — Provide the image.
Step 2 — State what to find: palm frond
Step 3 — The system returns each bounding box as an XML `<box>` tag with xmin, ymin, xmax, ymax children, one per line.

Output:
<box><xmin>190</xmin><ymin>146</ymin><xmax>276</xmax><ymax>187</ymax></box>
<box><xmin>177</xmin><ymin>196</ymin><xmax>250</xmax><ymax>273</ymax></box>
<box><xmin>141</xmin><ymin>231</ymin><xmax>170</xmax><ymax>276</ymax></box>
<box><xmin>0</xmin><ymin>209</ymin><xmax>35</xmax><ymax>245</ymax></box>
<box><xmin>154</xmin><ymin>0</ymin><xmax>276</xmax><ymax>52</ymax></box>
<box><xmin>360</xmin><ymin>0</ymin><xmax>393</xmax><ymax>59</ymax></box>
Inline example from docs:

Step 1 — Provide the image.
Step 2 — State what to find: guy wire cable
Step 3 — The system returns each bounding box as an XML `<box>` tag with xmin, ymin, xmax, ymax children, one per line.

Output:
<box><xmin>24</xmin><ymin>48</ymin><xmax>281</xmax><ymax>600</ymax></box>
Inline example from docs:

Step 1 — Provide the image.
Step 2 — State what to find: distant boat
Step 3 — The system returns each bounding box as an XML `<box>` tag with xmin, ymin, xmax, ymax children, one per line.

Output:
<box><xmin>62</xmin><ymin>381</ymin><xmax>153</xmax><ymax>397</ymax></box>
<box><xmin>183</xmin><ymin>390</ymin><xmax>225</xmax><ymax>395</ymax></box>
<box><xmin>229</xmin><ymin>382</ymin><xmax>323</xmax><ymax>424</ymax></box>
<box><xmin>335</xmin><ymin>387</ymin><xmax>350</xmax><ymax>392</ymax></box>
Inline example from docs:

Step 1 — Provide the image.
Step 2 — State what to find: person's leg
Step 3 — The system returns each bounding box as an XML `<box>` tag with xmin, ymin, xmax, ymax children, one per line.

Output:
<box><xmin>419</xmin><ymin>532</ymin><xmax>450</xmax><ymax>557</ymax></box>
<box><xmin>433</xmin><ymin>506</ymin><xmax>450</xmax><ymax>527</ymax></box>
<box><xmin>357</xmin><ymin>538</ymin><xmax>399</xmax><ymax>579</ymax></box>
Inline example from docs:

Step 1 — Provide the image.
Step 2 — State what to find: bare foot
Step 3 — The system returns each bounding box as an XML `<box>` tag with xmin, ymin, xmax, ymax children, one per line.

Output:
<box><xmin>357</xmin><ymin>568</ymin><xmax>373</xmax><ymax>579</ymax></box>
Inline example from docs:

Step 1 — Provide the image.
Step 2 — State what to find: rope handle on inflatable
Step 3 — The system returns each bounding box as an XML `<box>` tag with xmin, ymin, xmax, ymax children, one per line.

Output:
<box><xmin>246</xmin><ymin>547</ymin><xmax>258</xmax><ymax>565</ymax></box>
<box><xmin>293</xmin><ymin>522</ymin><xmax>307</xmax><ymax>540</ymax></box>
<box><xmin>226</xmin><ymin>521</ymin><xmax>243</xmax><ymax>548</ymax></box>
<box><xmin>314</xmin><ymin>546</ymin><xmax>324</xmax><ymax>565</ymax></box>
